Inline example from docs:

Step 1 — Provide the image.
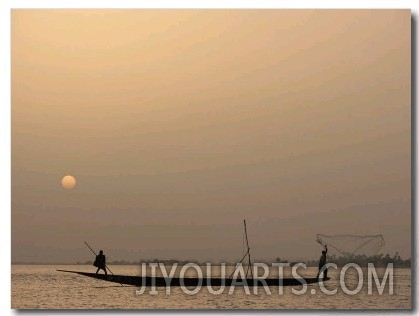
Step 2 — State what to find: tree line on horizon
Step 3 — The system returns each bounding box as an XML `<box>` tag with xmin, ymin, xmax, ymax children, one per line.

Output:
<box><xmin>77</xmin><ymin>252</ymin><xmax>410</xmax><ymax>268</ymax></box>
<box><xmin>281</xmin><ymin>252</ymin><xmax>411</xmax><ymax>268</ymax></box>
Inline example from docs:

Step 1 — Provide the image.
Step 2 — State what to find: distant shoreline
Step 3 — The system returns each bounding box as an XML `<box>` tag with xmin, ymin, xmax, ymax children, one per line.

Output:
<box><xmin>11</xmin><ymin>262</ymin><xmax>412</xmax><ymax>268</ymax></box>
<box><xmin>11</xmin><ymin>253</ymin><xmax>412</xmax><ymax>268</ymax></box>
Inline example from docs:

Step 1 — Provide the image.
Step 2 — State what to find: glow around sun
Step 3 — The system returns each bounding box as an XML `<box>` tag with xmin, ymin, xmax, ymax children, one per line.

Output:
<box><xmin>61</xmin><ymin>175</ymin><xmax>77</xmax><ymax>190</ymax></box>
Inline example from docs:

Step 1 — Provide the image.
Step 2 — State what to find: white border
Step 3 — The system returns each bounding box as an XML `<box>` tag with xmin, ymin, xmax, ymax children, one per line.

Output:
<box><xmin>2</xmin><ymin>1</ymin><xmax>418</xmax><ymax>316</ymax></box>
<box><xmin>2</xmin><ymin>0</ymin><xmax>419</xmax><ymax>9</ymax></box>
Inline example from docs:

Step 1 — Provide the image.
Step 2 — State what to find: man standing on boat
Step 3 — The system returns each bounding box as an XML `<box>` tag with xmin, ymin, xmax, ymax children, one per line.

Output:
<box><xmin>94</xmin><ymin>250</ymin><xmax>107</xmax><ymax>275</ymax></box>
<box><xmin>316</xmin><ymin>245</ymin><xmax>328</xmax><ymax>279</ymax></box>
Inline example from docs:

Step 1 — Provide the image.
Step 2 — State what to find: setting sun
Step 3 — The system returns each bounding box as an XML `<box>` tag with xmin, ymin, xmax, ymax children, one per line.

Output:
<box><xmin>61</xmin><ymin>175</ymin><xmax>77</xmax><ymax>190</ymax></box>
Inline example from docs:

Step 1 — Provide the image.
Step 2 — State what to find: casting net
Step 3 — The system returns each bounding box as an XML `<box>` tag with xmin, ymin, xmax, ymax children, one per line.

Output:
<box><xmin>316</xmin><ymin>234</ymin><xmax>385</xmax><ymax>256</ymax></box>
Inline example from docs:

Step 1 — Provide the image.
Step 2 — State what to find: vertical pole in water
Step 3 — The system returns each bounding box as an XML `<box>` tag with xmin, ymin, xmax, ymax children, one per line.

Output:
<box><xmin>244</xmin><ymin>220</ymin><xmax>253</xmax><ymax>278</ymax></box>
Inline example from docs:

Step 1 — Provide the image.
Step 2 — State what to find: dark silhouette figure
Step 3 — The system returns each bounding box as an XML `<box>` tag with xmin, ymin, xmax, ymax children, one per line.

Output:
<box><xmin>317</xmin><ymin>245</ymin><xmax>328</xmax><ymax>279</ymax></box>
<box><xmin>94</xmin><ymin>250</ymin><xmax>107</xmax><ymax>275</ymax></box>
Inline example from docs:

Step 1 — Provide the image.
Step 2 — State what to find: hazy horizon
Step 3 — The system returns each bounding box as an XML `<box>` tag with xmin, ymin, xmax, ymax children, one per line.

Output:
<box><xmin>12</xmin><ymin>10</ymin><xmax>411</xmax><ymax>264</ymax></box>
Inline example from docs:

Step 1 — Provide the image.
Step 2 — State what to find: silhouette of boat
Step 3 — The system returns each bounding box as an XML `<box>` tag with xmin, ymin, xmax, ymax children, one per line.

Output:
<box><xmin>57</xmin><ymin>220</ymin><xmax>330</xmax><ymax>287</ymax></box>
<box><xmin>56</xmin><ymin>269</ymin><xmax>329</xmax><ymax>287</ymax></box>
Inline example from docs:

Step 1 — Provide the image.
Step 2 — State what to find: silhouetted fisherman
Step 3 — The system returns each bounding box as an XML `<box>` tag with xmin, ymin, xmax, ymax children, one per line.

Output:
<box><xmin>94</xmin><ymin>250</ymin><xmax>107</xmax><ymax>275</ymax></box>
<box><xmin>317</xmin><ymin>245</ymin><xmax>328</xmax><ymax>279</ymax></box>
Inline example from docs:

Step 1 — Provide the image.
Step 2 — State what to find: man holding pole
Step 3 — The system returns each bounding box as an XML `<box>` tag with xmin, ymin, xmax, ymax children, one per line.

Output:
<box><xmin>94</xmin><ymin>250</ymin><xmax>108</xmax><ymax>275</ymax></box>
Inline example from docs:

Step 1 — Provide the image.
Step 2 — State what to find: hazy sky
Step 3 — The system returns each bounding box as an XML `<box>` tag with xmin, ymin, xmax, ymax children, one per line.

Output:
<box><xmin>12</xmin><ymin>10</ymin><xmax>411</xmax><ymax>263</ymax></box>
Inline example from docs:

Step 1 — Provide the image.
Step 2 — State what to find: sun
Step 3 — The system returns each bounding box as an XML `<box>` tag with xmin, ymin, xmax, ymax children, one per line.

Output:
<box><xmin>61</xmin><ymin>175</ymin><xmax>77</xmax><ymax>190</ymax></box>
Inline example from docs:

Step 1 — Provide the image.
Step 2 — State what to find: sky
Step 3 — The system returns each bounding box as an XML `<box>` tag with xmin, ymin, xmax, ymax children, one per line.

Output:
<box><xmin>11</xmin><ymin>10</ymin><xmax>411</xmax><ymax>263</ymax></box>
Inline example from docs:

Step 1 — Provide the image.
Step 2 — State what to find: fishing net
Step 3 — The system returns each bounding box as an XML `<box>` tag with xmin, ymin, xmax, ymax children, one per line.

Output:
<box><xmin>316</xmin><ymin>234</ymin><xmax>385</xmax><ymax>256</ymax></box>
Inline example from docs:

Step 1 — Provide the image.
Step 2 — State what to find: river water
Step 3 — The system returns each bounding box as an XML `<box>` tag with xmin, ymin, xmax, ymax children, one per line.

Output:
<box><xmin>11</xmin><ymin>264</ymin><xmax>411</xmax><ymax>310</ymax></box>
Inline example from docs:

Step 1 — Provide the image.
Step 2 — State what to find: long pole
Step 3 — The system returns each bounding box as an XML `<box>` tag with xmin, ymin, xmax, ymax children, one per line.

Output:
<box><xmin>84</xmin><ymin>241</ymin><xmax>115</xmax><ymax>276</ymax></box>
<box><xmin>244</xmin><ymin>220</ymin><xmax>253</xmax><ymax>278</ymax></box>
<box><xmin>228</xmin><ymin>248</ymin><xmax>250</xmax><ymax>279</ymax></box>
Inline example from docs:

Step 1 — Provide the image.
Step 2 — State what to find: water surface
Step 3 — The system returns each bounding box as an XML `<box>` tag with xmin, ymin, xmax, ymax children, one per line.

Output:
<box><xmin>11</xmin><ymin>265</ymin><xmax>411</xmax><ymax>310</ymax></box>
